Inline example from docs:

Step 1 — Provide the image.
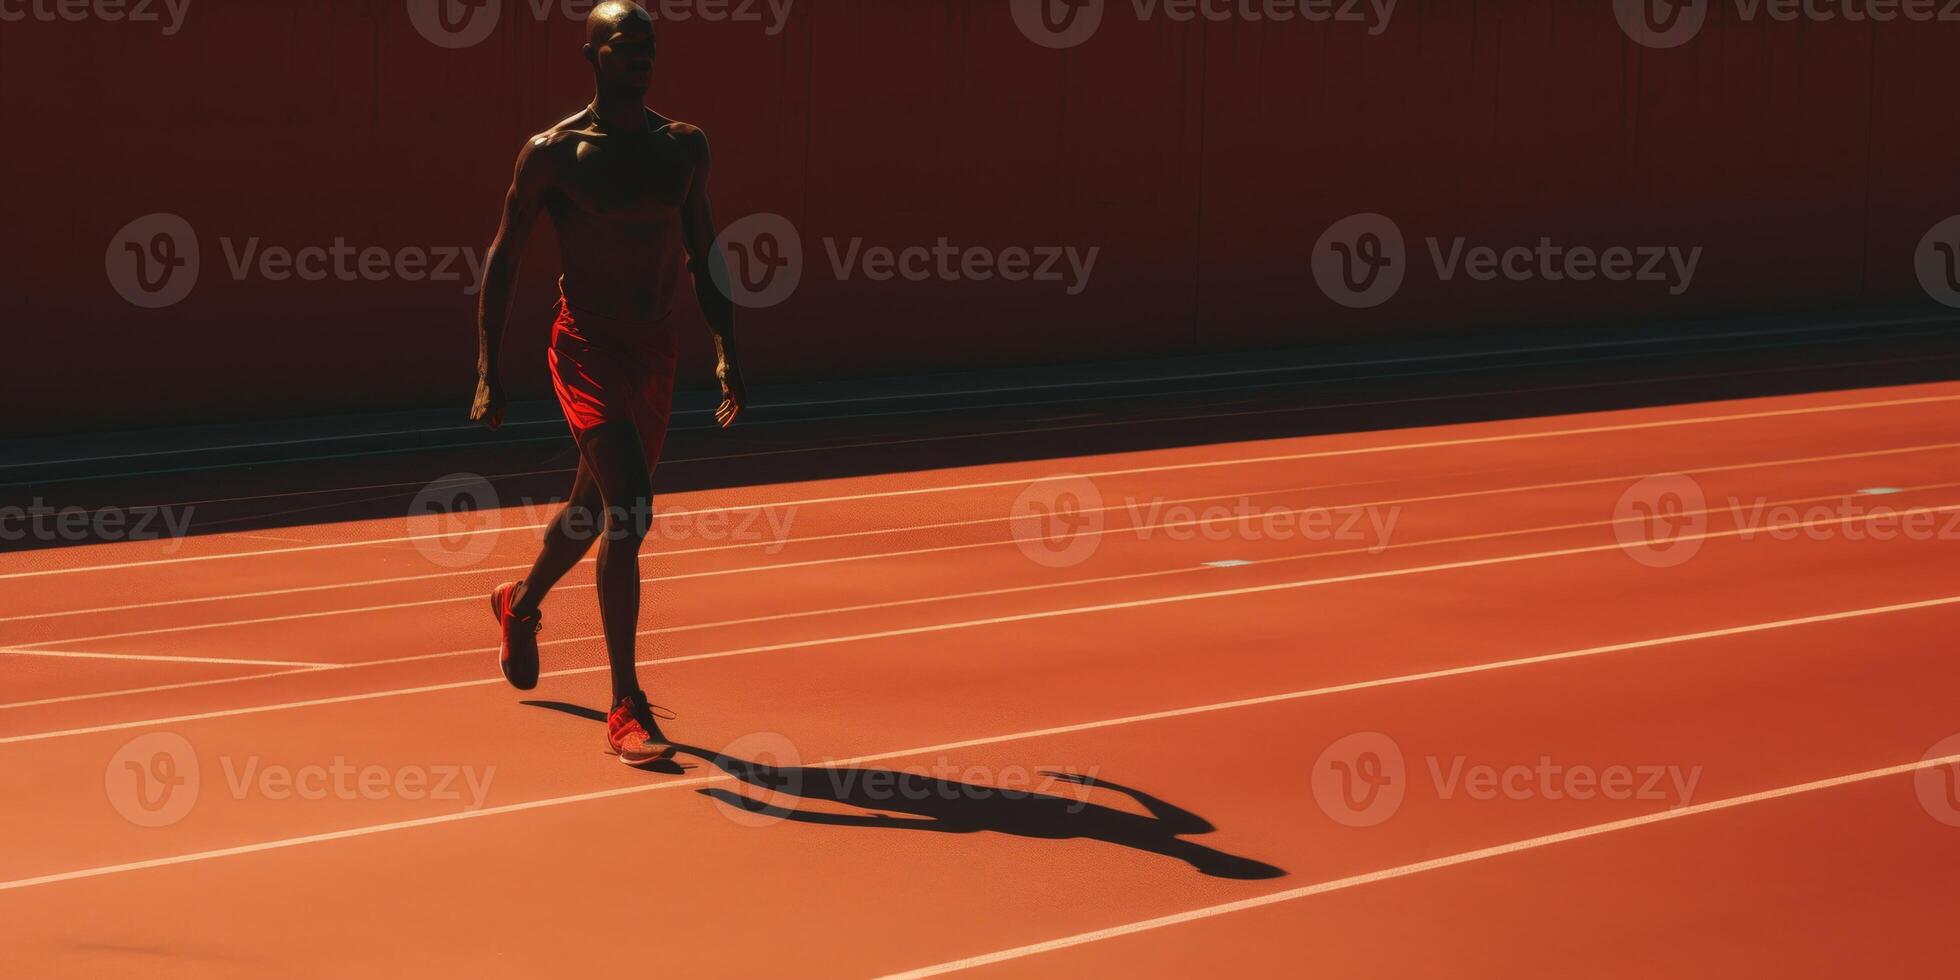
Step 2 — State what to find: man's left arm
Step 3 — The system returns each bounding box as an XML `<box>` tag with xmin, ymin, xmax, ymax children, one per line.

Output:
<box><xmin>679</xmin><ymin>126</ymin><xmax>746</xmax><ymax>429</ymax></box>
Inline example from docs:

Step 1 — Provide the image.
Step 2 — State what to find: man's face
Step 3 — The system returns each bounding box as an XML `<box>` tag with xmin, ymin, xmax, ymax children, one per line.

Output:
<box><xmin>592</xmin><ymin>21</ymin><xmax>656</xmax><ymax>92</ymax></box>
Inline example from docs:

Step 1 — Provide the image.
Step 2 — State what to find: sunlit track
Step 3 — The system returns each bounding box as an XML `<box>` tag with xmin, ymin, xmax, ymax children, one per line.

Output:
<box><xmin>6</xmin><ymin>474</ymin><xmax>1950</xmax><ymax>711</ymax></box>
<box><xmin>5</xmin><ymin>595</ymin><xmax>1958</xmax><ymax>894</ymax></box>
<box><xmin>875</xmin><ymin>748</ymin><xmax>1960</xmax><ymax>979</ymax></box>
<box><xmin>9</xmin><ymin>493</ymin><xmax>1956</xmax><ymax>743</ymax></box>
<box><xmin>6</xmin><ymin>379</ymin><xmax>1958</xmax><ymax>977</ymax></box>
<box><xmin>9</xmin><ymin>437</ymin><xmax>1954</xmax><ymax>630</ymax></box>
<box><xmin>11</xmin><ymin>474</ymin><xmax>1956</xmax><ymax>655</ymax></box>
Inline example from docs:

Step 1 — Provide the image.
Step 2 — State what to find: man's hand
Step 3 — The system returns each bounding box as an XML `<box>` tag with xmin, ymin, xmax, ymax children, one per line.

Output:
<box><xmin>471</xmin><ymin>374</ymin><xmax>507</xmax><ymax>430</ymax></box>
<box><xmin>715</xmin><ymin>355</ymin><xmax>747</xmax><ymax>429</ymax></box>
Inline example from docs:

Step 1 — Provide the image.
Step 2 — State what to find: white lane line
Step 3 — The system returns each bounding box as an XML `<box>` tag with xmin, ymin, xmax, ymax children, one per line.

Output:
<box><xmin>0</xmin><ymin>651</ymin><xmax>477</xmax><ymax>712</ymax></box>
<box><xmin>876</xmin><ymin>749</ymin><xmax>1960</xmax><ymax>979</ymax></box>
<box><xmin>7</xmin><ymin>391</ymin><xmax>1956</xmax><ymax>583</ymax></box>
<box><xmin>0</xmin><ymin>474</ymin><xmax>1411</xmax><ymax>626</ymax></box>
<box><xmin>19</xmin><ymin>471</ymin><xmax>1957</xmax><ymax>653</ymax></box>
<box><xmin>0</xmin><ymin>649</ymin><xmax>328</xmax><ymax>668</ymax></box>
<box><xmin>6</xmin><ymin>502</ymin><xmax>1953</xmax><ymax>744</ymax></box>
<box><xmin>12</xmin><ymin>438</ymin><xmax>1952</xmax><ymax>630</ymax></box>
<box><xmin>2</xmin><ymin>593</ymin><xmax>1953</xmax><ymax>894</ymax></box>
<box><xmin>9</xmin><ymin>478</ymin><xmax>1944</xmax><ymax>711</ymax></box>
<box><xmin>14</xmin><ymin>317</ymin><xmax>1933</xmax><ymax>472</ymax></box>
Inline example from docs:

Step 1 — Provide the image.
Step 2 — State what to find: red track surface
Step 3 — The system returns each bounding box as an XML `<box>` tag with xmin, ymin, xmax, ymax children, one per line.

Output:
<box><xmin>4</xmin><ymin>381</ymin><xmax>1959</xmax><ymax>977</ymax></box>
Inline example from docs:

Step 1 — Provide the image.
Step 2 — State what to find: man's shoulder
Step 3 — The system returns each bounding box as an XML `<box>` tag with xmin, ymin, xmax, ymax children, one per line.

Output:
<box><xmin>529</xmin><ymin>111</ymin><xmax>597</xmax><ymax>150</ymax></box>
<box><xmin>653</xmin><ymin>114</ymin><xmax>709</xmax><ymax>154</ymax></box>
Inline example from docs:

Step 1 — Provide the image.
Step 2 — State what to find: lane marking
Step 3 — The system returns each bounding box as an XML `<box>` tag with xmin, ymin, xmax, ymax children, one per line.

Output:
<box><xmin>0</xmin><ymin>474</ymin><xmax>1414</xmax><ymax>626</ymax></box>
<box><xmin>20</xmin><ymin>475</ymin><xmax>1956</xmax><ymax>651</ymax></box>
<box><xmin>2</xmin><ymin>593</ymin><xmax>1954</xmax><ymax>893</ymax></box>
<box><xmin>12</xmin><ymin>317</ymin><xmax>1939</xmax><ymax>472</ymax></box>
<box><xmin>11</xmin><ymin>438</ymin><xmax>1953</xmax><ymax>630</ymax></box>
<box><xmin>7</xmin><ymin>392</ymin><xmax>1956</xmax><ymax>583</ymax></box>
<box><xmin>0</xmin><ymin>649</ymin><xmax>329</xmax><ymax>668</ymax></box>
<box><xmin>10</xmin><ymin>479</ymin><xmax>1947</xmax><ymax>710</ymax></box>
<box><xmin>876</xmin><ymin>748</ymin><xmax>1960</xmax><ymax>978</ymax></box>
<box><xmin>6</xmin><ymin>501</ymin><xmax>1955</xmax><ymax>743</ymax></box>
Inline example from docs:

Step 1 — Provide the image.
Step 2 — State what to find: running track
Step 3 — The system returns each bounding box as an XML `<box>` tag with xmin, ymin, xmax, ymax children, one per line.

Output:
<box><xmin>4</xmin><ymin>335</ymin><xmax>1959</xmax><ymax>978</ymax></box>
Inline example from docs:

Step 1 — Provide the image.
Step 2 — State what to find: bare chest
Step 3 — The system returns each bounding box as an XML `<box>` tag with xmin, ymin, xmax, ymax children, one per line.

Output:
<box><xmin>556</xmin><ymin>135</ymin><xmax>693</xmax><ymax>220</ymax></box>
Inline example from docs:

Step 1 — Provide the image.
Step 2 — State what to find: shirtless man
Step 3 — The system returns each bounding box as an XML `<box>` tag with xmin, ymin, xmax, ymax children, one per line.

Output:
<box><xmin>470</xmin><ymin>1</ymin><xmax>745</xmax><ymax>766</ymax></box>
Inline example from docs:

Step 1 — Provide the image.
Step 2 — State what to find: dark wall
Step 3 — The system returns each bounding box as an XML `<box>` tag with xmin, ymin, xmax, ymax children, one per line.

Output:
<box><xmin>2</xmin><ymin>0</ymin><xmax>1956</xmax><ymax>433</ymax></box>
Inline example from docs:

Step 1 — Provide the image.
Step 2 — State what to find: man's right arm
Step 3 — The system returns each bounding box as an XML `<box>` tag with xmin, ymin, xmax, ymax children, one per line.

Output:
<box><xmin>472</xmin><ymin>136</ymin><xmax>557</xmax><ymax>430</ymax></box>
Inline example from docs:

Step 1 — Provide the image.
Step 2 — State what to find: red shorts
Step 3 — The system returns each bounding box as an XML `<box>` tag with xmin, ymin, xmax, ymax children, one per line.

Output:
<box><xmin>547</xmin><ymin>290</ymin><xmax>681</xmax><ymax>468</ymax></box>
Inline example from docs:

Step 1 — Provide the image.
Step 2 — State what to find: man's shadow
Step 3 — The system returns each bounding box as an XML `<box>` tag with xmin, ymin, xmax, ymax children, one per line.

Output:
<box><xmin>524</xmin><ymin>701</ymin><xmax>1285</xmax><ymax>881</ymax></box>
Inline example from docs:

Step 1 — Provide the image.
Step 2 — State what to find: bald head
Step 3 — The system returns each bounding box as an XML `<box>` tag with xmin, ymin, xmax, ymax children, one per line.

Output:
<box><xmin>587</xmin><ymin>1</ymin><xmax>653</xmax><ymax>48</ymax></box>
<box><xmin>583</xmin><ymin>1</ymin><xmax>656</xmax><ymax>92</ymax></box>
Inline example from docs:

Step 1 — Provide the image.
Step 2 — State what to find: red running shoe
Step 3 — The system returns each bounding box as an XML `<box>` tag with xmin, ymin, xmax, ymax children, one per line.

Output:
<box><xmin>606</xmin><ymin>692</ymin><xmax>675</xmax><ymax>767</ymax></box>
<box><xmin>489</xmin><ymin>582</ymin><xmax>542</xmax><ymax>691</ymax></box>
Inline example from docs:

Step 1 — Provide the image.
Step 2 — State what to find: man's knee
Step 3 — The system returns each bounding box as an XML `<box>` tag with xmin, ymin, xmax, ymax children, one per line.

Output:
<box><xmin>602</xmin><ymin>486</ymin><xmax>654</xmax><ymax>544</ymax></box>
